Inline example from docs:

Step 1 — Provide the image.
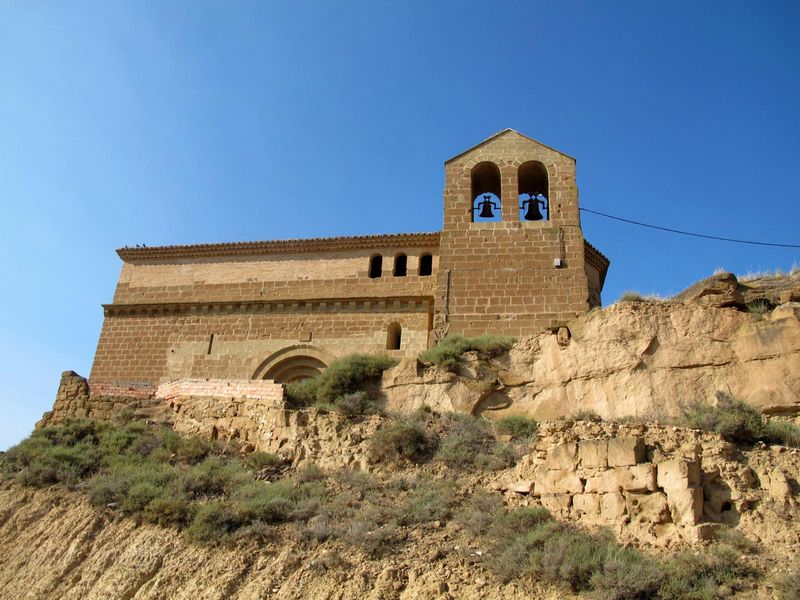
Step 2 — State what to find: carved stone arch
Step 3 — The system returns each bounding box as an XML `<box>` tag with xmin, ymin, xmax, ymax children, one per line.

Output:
<box><xmin>252</xmin><ymin>345</ymin><xmax>336</xmax><ymax>383</ymax></box>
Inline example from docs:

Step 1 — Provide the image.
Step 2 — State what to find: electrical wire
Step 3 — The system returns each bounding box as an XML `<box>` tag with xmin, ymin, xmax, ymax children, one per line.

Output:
<box><xmin>579</xmin><ymin>207</ymin><xmax>800</xmax><ymax>249</ymax></box>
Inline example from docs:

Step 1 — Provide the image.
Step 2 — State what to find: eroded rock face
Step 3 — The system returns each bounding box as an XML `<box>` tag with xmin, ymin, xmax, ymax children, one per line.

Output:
<box><xmin>496</xmin><ymin>420</ymin><xmax>800</xmax><ymax>549</ymax></box>
<box><xmin>382</xmin><ymin>300</ymin><xmax>800</xmax><ymax>420</ymax></box>
<box><xmin>672</xmin><ymin>272</ymin><xmax>744</xmax><ymax>308</ymax></box>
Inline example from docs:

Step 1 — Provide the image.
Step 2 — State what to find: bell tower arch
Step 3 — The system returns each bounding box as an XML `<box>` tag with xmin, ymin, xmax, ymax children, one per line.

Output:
<box><xmin>434</xmin><ymin>129</ymin><xmax>594</xmax><ymax>340</ymax></box>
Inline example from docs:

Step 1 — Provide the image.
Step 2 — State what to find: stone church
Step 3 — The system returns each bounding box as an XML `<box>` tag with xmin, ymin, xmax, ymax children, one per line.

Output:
<box><xmin>89</xmin><ymin>129</ymin><xmax>608</xmax><ymax>389</ymax></box>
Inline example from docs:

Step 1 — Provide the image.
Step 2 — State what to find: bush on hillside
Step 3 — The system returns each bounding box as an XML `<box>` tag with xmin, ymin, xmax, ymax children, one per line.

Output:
<box><xmin>315</xmin><ymin>354</ymin><xmax>397</xmax><ymax>404</ymax></box>
<box><xmin>681</xmin><ymin>391</ymin><xmax>800</xmax><ymax>447</ymax></box>
<box><xmin>284</xmin><ymin>354</ymin><xmax>397</xmax><ymax>414</ymax></box>
<box><xmin>570</xmin><ymin>409</ymin><xmax>603</xmax><ymax>423</ymax></box>
<box><xmin>435</xmin><ymin>413</ymin><xmax>514</xmax><ymax>470</ymax></box>
<box><xmin>494</xmin><ymin>415</ymin><xmax>538</xmax><ymax>440</ymax></box>
<box><xmin>284</xmin><ymin>378</ymin><xmax>319</xmax><ymax>409</ymax></box>
<box><xmin>776</xmin><ymin>562</ymin><xmax>800</xmax><ymax>600</ymax></box>
<box><xmin>368</xmin><ymin>415</ymin><xmax>434</xmax><ymax>465</ymax></box>
<box><xmin>418</xmin><ymin>334</ymin><xmax>515</xmax><ymax>371</ymax></box>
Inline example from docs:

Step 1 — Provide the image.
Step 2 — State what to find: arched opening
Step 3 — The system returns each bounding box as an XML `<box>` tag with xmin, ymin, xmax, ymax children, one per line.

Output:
<box><xmin>369</xmin><ymin>254</ymin><xmax>383</xmax><ymax>278</ymax></box>
<box><xmin>518</xmin><ymin>161</ymin><xmax>549</xmax><ymax>221</ymax></box>
<box><xmin>252</xmin><ymin>345</ymin><xmax>334</xmax><ymax>383</ymax></box>
<box><xmin>386</xmin><ymin>322</ymin><xmax>402</xmax><ymax>350</ymax></box>
<box><xmin>265</xmin><ymin>356</ymin><xmax>327</xmax><ymax>382</ymax></box>
<box><xmin>393</xmin><ymin>254</ymin><xmax>407</xmax><ymax>277</ymax></box>
<box><xmin>471</xmin><ymin>161</ymin><xmax>502</xmax><ymax>222</ymax></box>
<box><xmin>419</xmin><ymin>253</ymin><xmax>433</xmax><ymax>276</ymax></box>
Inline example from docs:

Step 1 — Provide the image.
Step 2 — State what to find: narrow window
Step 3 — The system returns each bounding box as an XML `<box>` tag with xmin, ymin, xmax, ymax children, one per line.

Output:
<box><xmin>386</xmin><ymin>322</ymin><xmax>402</xmax><ymax>350</ymax></box>
<box><xmin>518</xmin><ymin>161</ymin><xmax>549</xmax><ymax>221</ymax></box>
<box><xmin>394</xmin><ymin>254</ymin><xmax>407</xmax><ymax>277</ymax></box>
<box><xmin>471</xmin><ymin>161</ymin><xmax>502</xmax><ymax>222</ymax></box>
<box><xmin>419</xmin><ymin>253</ymin><xmax>433</xmax><ymax>276</ymax></box>
<box><xmin>369</xmin><ymin>255</ymin><xmax>383</xmax><ymax>278</ymax></box>
<box><xmin>207</xmin><ymin>334</ymin><xmax>215</xmax><ymax>355</ymax></box>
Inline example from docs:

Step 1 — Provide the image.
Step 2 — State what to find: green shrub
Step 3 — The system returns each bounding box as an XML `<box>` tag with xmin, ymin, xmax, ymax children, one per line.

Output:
<box><xmin>776</xmin><ymin>562</ymin><xmax>800</xmax><ymax>600</ymax></box>
<box><xmin>182</xmin><ymin>457</ymin><xmax>250</xmax><ymax>498</ymax></box>
<box><xmin>4</xmin><ymin>418</ymin><xmax>330</xmax><ymax>547</ymax></box>
<box><xmin>538</xmin><ymin>529</ymin><xmax>610</xmax><ymax>591</ymax></box>
<box><xmin>173</xmin><ymin>435</ymin><xmax>215</xmax><ymax>464</ymax></box>
<box><xmin>339</xmin><ymin>505</ymin><xmax>400</xmax><ymax>557</ymax></box>
<box><xmin>297</xmin><ymin>463</ymin><xmax>326</xmax><ymax>483</ymax></box>
<box><xmin>589</xmin><ymin>544</ymin><xmax>665</xmax><ymax>599</ymax></box>
<box><xmin>481</xmin><ymin>505</ymin><xmax>669</xmax><ymax>597</ymax></box>
<box><xmin>658</xmin><ymin>543</ymin><xmax>756</xmax><ymax>599</ymax></box>
<box><xmin>680</xmin><ymin>391</ymin><xmax>800</xmax><ymax>447</ymax></box>
<box><xmin>142</xmin><ymin>489</ymin><xmax>191</xmax><ymax>527</ymax></box>
<box><xmin>456</xmin><ymin>490</ymin><xmax>505</xmax><ymax>536</ymax></box>
<box><xmin>746</xmin><ymin>300</ymin><xmax>771</xmax><ymax>316</ymax></box>
<box><xmin>418</xmin><ymin>334</ymin><xmax>515</xmax><ymax>370</ymax></box>
<box><xmin>399</xmin><ymin>480</ymin><xmax>457</xmax><ymax>525</ymax></box>
<box><xmin>186</xmin><ymin>501</ymin><xmax>241</xmax><ymax>544</ymax></box>
<box><xmin>315</xmin><ymin>354</ymin><xmax>397</xmax><ymax>405</ymax></box>
<box><xmin>18</xmin><ymin>443</ymin><xmax>100</xmax><ymax>487</ymax></box>
<box><xmin>1</xmin><ymin>420</ymin><xmax>103</xmax><ymax>487</ymax></box>
<box><xmin>488</xmin><ymin>506</ymin><xmax>552</xmax><ymax>539</ymax></box>
<box><xmin>369</xmin><ymin>417</ymin><xmax>434</xmax><ymax>464</ymax></box>
<box><xmin>494</xmin><ymin>415</ymin><xmax>538</xmax><ymax>440</ymax></box>
<box><xmin>332</xmin><ymin>391</ymin><xmax>378</xmax><ymax>416</ymax></box>
<box><xmin>435</xmin><ymin>413</ymin><xmax>510</xmax><ymax>470</ymax></box>
<box><xmin>231</xmin><ymin>480</ymin><xmax>302</xmax><ymax>523</ymax></box>
<box><xmin>245</xmin><ymin>451</ymin><xmax>283</xmax><ymax>471</ymax></box>
<box><xmin>570</xmin><ymin>409</ymin><xmax>603</xmax><ymax>423</ymax></box>
<box><xmin>619</xmin><ymin>291</ymin><xmax>645</xmax><ymax>302</ymax></box>
<box><xmin>284</xmin><ymin>378</ymin><xmax>319</xmax><ymax>408</ymax></box>
<box><xmin>764</xmin><ymin>420</ymin><xmax>800</xmax><ymax>448</ymax></box>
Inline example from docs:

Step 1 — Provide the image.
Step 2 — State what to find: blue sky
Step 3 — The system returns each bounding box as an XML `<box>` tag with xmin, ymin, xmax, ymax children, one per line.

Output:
<box><xmin>1</xmin><ymin>1</ymin><xmax>798</xmax><ymax>449</ymax></box>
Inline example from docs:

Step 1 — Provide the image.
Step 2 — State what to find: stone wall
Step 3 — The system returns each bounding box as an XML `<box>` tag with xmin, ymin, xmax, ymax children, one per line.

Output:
<box><xmin>498</xmin><ymin>420</ymin><xmax>800</xmax><ymax>547</ymax></box>
<box><xmin>500</xmin><ymin>430</ymin><xmax>704</xmax><ymax>544</ymax></box>
<box><xmin>39</xmin><ymin>371</ymin><xmax>157</xmax><ymax>426</ymax></box>
<box><xmin>91</xmin><ymin>306</ymin><xmax>431</xmax><ymax>385</ymax></box>
<box><xmin>91</xmin><ymin>233</ymin><xmax>440</xmax><ymax>387</ymax></box>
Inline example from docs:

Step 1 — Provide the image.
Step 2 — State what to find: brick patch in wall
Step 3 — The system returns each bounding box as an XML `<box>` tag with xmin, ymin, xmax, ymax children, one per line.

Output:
<box><xmin>155</xmin><ymin>378</ymin><xmax>284</xmax><ymax>402</ymax></box>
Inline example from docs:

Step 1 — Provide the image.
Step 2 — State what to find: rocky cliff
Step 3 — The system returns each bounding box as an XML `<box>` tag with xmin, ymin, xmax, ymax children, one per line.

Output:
<box><xmin>383</xmin><ymin>278</ymin><xmax>800</xmax><ymax>421</ymax></box>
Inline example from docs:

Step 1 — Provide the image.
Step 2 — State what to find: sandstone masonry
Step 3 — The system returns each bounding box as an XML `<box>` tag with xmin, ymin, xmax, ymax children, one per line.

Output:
<box><xmin>86</xmin><ymin>129</ymin><xmax>609</xmax><ymax>392</ymax></box>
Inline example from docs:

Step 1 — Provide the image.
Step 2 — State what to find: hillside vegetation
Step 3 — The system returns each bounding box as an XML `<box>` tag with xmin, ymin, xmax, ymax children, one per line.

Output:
<box><xmin>4</xmin><ymin>409</ymin><xmax>799</xmax><ymax>599</ymax></box>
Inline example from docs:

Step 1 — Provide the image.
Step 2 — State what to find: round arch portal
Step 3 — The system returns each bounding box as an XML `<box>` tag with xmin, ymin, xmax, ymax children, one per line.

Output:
<box><xmin>252</xmin><ymin>345</ymin><xmax>334</xmax><ymax>383</ymax></box>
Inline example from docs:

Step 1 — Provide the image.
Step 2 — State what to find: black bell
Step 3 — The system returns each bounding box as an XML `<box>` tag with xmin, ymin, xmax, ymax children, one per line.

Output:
<box><xmin>476</xmin><ymin>194</ymin><xmax>497</xmax><ymax>218</ymax></box>
<box><xmin>521</xmin><ymin>194</ymin><xmax>547</xmax><ymax>221</ymax></box>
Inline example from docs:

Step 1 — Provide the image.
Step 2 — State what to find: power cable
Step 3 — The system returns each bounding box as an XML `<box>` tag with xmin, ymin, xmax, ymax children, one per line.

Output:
<box><xmin>579</xmin><ymin>207</ymin><xmax>800</xmax><ymax>249</ymax></box>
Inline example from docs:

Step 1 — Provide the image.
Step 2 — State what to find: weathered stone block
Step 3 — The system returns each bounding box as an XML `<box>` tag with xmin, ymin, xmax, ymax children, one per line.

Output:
<box><xmin>536</xmin><ymin>469</ymin><xmax>584</xmax><ymax>494</ymax></box>
<box><xmin>509</xmin><ymin>480</ymin><xmax>534</xmax><ymax>494</ymax></box>
<box><xmin>540</xmin><ymin>493</ymin><xmax>572</xmax><ymax>514</ymax></box>
<box><xmin>578</xmin><ymin>439</ymin><xmax>608</xmax><ymax>468</ymax></box>
<box><xmin>615</xmin><ymin>464</ymin><xmax>657</xmax><ymax>492</ymax></box>
<box><xmin>545</xmin><ymin>442</ymin><xmax>578</xmax><ymax>470</ymax></box>
<box><xmin>607</xmin><ymin>437</ymin><xmax>646</xmax><ymax>467</ymax></box>
<box><xmin>572</xmin><ymin>493</ymin><xmax>601</xmax><ymax>517</ymax></box>
<box><xmin>584</xmin><ymin>470</ymin><xmax>619</xmax><ymax>494</ymax></box>
<box><xmin>600</xmin><ymin>492</ymin><xmax>627</xmax><ymax>520</ymax></box>
<box><xmin>666</xmin><ymin>487</ymin><xmax>703</xmax><ymax>525</ymax></box>
<box><xmin>657</xmin><ymin>458</ymin><xmax>701</xmax><ymax>490</ymax></box>
<box><xmin>767</xmin><ymin>469</ymin><xmax>792</xmax><ymax>503</ymax></box>
<box><xmin>626</xmin><ymin>492</ymin><xmax>670</xmax><ymax>524</ymax></box>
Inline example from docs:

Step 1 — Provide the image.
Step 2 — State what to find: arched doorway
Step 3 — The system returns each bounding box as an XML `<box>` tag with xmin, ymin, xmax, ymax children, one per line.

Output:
<box><xmin>252</xmin><ymin>345</ymin><xmax>333</xmax><ymax>383</ymax></box>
